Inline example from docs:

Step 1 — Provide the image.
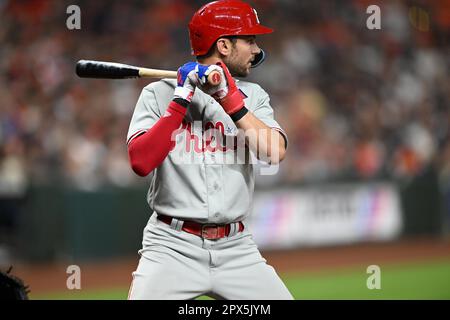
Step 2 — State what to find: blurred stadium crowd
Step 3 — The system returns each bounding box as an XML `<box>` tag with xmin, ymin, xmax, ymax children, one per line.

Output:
<box><xmin>0</xmin><ymin>0</ymin><xmax>448</xmax><ymax>194</ymax></box>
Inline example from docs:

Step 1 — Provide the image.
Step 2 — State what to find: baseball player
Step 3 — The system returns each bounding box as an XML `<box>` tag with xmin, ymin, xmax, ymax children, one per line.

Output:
<box><xmin>126</xmin><ymin>0</ymin><xmax>292</xmax><ymax>300</ymax></box>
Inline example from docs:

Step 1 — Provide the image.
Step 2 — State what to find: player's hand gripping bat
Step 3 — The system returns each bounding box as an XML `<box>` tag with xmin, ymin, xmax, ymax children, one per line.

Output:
<box><xmin>75</xmin><ymin>60</ymin><xmax>222</xmax><ymax>86</ymax></box>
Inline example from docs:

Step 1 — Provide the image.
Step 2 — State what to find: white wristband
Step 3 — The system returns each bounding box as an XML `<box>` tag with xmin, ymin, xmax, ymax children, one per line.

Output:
<box><xmin>174</xmin><ymin>86</ymin><xmax>194</xmax><ymax>102</ymax></box>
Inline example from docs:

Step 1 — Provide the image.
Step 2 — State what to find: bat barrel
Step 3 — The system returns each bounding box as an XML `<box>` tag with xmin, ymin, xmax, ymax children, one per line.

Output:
<box><xmin>76</xmin><ymin>60</ymin><xmax>140</xmax><ymax>79</ymax></box>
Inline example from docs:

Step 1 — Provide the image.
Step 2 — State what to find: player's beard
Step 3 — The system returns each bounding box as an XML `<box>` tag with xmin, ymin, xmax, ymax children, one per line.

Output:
<box><xmin>223</xmin><ymin>51</ymin><xmax>251</xmax><ymax>78</ymax></box>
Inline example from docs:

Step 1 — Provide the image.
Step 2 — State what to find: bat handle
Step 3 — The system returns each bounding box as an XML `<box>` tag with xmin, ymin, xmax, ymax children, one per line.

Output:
<box><xmin>207</xmin><ymin>70</ymin><xmax>222</xmax><ymax>86</ymax></box>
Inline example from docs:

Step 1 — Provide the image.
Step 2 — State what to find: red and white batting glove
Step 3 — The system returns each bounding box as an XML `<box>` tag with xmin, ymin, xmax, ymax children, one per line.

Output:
<box><xmin>198</xmin><ymin>62</ymin><xmax>247</xmax><ymax>121</ymax></box>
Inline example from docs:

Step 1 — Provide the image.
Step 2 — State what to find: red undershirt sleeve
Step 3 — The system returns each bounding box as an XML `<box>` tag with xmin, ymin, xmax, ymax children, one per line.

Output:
<box><xmin>127</xmin><ymin>100</ymin><xmax>187</xmax><ymax>177</ymax></box>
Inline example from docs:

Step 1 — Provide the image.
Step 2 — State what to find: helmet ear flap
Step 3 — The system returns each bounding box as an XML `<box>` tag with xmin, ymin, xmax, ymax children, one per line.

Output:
<box><xmin>251</xmin><ymin>49</ymin><xmax>266</xmax><ymax>68</ymax></box>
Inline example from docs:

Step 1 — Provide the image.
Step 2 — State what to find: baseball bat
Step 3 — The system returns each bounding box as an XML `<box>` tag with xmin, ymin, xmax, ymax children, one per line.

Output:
<box><xmin>75</xmin><ymin>60</ymin><xmax>222</xmax><ymax>86</ymax></box>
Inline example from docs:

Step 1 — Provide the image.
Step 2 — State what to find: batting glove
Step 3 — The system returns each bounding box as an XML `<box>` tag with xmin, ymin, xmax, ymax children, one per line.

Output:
<box><xmin>174</xmin><ymin>62</ymin><xmax>199</xmax><ymax>103</ymax></box>
<box><xmin>197</xmin><ymin>62</ymin><xmax>246</xmax><ymax>121</ymax></box>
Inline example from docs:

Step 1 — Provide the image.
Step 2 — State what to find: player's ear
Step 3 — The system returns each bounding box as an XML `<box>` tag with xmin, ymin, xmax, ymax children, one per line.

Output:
<box><xmin>216</xmin><ymin>38</ymin><xmax>234</xmax><ymax>57</ymax></box>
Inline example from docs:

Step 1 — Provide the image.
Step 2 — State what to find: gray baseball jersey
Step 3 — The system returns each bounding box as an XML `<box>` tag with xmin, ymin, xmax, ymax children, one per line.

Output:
<box><xmin>127</xmin><ymin>79</ymin><xmax>287</xmax><ymax>224</ymax></box>
<box><xmin>127</xmin><ymin>78</ymin><xmax>292</xmax><ymax>300</ymax></box>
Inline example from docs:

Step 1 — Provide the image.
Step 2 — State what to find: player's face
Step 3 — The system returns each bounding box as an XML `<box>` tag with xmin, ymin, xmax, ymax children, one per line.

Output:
<box><xmin>225</xmin><ymin>36</ymin><xmax>260</xmax><ymax>77</ymax></box>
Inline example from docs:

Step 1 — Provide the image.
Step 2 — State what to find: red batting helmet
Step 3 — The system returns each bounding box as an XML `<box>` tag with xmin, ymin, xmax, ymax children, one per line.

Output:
<box><xmin>188</xmin><ymin>0</ymin><xmax>273</xmax><ymax>67</ymax></box>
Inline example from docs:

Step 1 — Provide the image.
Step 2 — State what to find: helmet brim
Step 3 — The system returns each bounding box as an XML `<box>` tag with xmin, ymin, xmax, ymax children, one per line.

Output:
<box><xmin>235</xmin><ymin>24</ymin><xmax>274</xmax><ymax>36</ymax></box>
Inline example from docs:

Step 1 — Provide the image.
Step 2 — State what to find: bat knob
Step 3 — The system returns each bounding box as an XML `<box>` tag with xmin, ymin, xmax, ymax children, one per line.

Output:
<box><xmin>208</xmin><ymin>71</ymin><xmax>222</xmax><ymax>86</ymax></box>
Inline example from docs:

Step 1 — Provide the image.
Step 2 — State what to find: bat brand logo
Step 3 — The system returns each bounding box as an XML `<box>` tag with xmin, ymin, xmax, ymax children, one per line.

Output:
<box><xmin>212</xmin><ymin>72</ymin><xmax>221</xmax><ymax>85</ymax></box>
